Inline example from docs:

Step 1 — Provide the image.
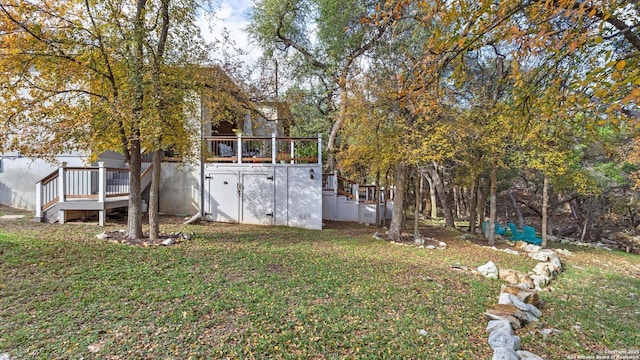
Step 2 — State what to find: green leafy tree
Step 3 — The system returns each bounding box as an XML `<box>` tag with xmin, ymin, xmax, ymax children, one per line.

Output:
<box><xmin>0</xmin><ymin>0</ymin><xmax>209</xmax><ymax>239</ymax></box>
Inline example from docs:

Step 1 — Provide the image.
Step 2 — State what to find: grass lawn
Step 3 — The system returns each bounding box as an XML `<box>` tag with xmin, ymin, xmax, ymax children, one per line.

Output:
<box><xmin>1</xmin><ymin>215</ymin><xmax>639</xmax><ymax>359</ymax></box>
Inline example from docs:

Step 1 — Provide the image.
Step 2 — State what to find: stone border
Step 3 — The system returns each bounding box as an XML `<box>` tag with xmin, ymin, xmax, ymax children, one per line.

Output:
<box><xmin>478</xmin><ymin>244</ymin><xmax>565</xmax><ymax>360</ymax></box>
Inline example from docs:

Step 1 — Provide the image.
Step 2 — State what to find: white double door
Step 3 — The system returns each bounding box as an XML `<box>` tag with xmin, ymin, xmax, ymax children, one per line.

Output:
<box><xmin>206</xmin><ymin>170</ymin><xmax>275</xmax><ymax>225</ymax></box>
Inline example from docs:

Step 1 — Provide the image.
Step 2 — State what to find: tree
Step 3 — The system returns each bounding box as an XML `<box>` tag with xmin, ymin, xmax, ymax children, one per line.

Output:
<box><xmin>248</xmin><ymin>0</ymin><xmax>406</xmax><ymax>169</ymax></box>
<box><xmin>0</xmin><ymin>0</ymin><xmax>209</xmax><ymax>239</ymax></box>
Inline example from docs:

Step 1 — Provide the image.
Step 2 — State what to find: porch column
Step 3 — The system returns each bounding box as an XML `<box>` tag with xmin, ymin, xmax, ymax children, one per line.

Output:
<box><xmin>271</xmin><ymin>133</ymin><xmax>277</xmax><ymax>164</ymax></box>
<box><xmin>354</xmin><ymin>183</ymin><xmax>359</xmax><ymax>204</ymax></box>
<box><xmin>34</xmin><ymin>180</ymin><xmax>43</xmax><ymax>221</ymax></box>
<box><xmin>290</xmin><ymin>138</ymin><xmax>295</xmax><ymax>164</ymax></box>
<box><xmin>58</xmin><ymin>163</ymin><xmax>66</xmax><ymax>224</ymax></box>
<box><xmin>98</xmin><ymin>162</ymin><xmax>106</xmax><ymax>202</ymax></box>
<box><xmin>237</xmin><ymin>133</ymin><xmax>242</xmax><ymax>163</ymax></box>
<box><xmin>58</xmin><ymin>163</ymin><xmax>66</xmax><ymax>203</ymax></box>
<box><xmin>317</xmin><ymin>133</ymin><xmax>322</xmax><ymax>165</ymax></box>
<box><xmin>98</xmin><ymin>162</ymin><xmax>106</xmax><ymax>226</ymax></box>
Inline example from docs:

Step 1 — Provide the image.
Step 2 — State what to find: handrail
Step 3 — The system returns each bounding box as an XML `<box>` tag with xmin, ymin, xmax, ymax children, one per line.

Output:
<box><xmin>204</xmin><ymin>133</ymin><xmax>322</xmax><ymax>165</ymax></box>
<box><xmin>336</xmin><ymin>175</ymin><xmax>358</xmax><ymax>186</ymax></box>
<box><xmin>105</xmin><ymin>167</ymin><xmax>130</xmax><ymax>172</ymax></box>
<box><xmin>40</xmin><ymin>169</ymin><xmax>59</xmax><ymax>186</ymax></box>
<box><xmin>35</xmin><ymin>160</ymin><xmax>152</xmax><ymax>220</ymax></box>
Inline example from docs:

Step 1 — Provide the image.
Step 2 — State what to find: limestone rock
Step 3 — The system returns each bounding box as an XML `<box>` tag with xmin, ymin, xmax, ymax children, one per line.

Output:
<box><xmin>532</xmin><ymin>262</ymin><xmax>552</xmax><ymax>278</ymax></box>
<box><xmin>524</xmin><ymin>244</ymin><xmax>541</xmax><ymax>253</ymax></box>
<box><xmin>488</xmin><ymin>330</ymin><xmax>521</xmax><ymax>350</ymax></box>
<box><xmin>501</xmin><ymin>248</ymin><xmax>520</xmax><ymax>255</ymax></box>
<box><xmin>161</xmin><ymin>237</ymin><xmax>176</xmax><ymax>246</ymax></box>
<box><xmin>530</xmin><ymin>274</ymin><xmax>550</xmax><ymax>289</ymax></box>
<box><xmin>484</xmin><ymin>313</ymin><xmax>522</xmax><ymax>330</ymax></box>
<box><xmin>500</xmin><ymin>285</ymin><xmax>540</xmax><ymax>306</ymax></box>
<box><xmin>517</xmin><ymin>350</ymin><xmax>545</xmax><ymax>359</ymax></box>
<box><xmin>524</xmin><ymin>311</ymin><xmax>539</xmax><ymax>322</ymax></box>
<box><xmin>486</xmin><ymin>319</ymin><xmax>513</xmax><ymax>335</ymax></box>
<box><xmin>0</xmin><ymin>353</ymin><xmax>10</xmax><ymax>360</ymax></box>
<box><xmin>515</xmin><ymin>241</ymin><xmax>528</xmax><ymax>249</ymax></box>
<box><xmin>499</xmin><ymin>269</ymin><xmax>534</xmax><ymax>288</ymax></box>
<box><xmin>527</xmin><ymin>304</ymin><xmax>542</xmax><ymax>318</ymax></box>
<box><xmin>96</xmin><ymin>232</ymin><xmax>108</xmax><ymax>240</ymax></box>
<box><xmin>528</xmin><ymin>249</ymin><xmax>558</xmax><ymax>262</ymax></box>
<box><xmin>550</xmin><ymin>258</ymin><xmax>562</xmax><ymax>272</ymax></box>
<box><xmin>485</xmin><ymin>304</ymin><xmax>530</xmax><ymax>328</ymax></box>
<box><xmin>478</xmin><ymin>261</ymin><xmax>499</xmax><ymax>279</ymax></box>
<box><xmin>492</xmin><ymin>347</ymin><xmax>519</xmax><ymax>360</ymax></box>
<box><xmin>498</xmin><ymin>293</ymin><xmax>530</xmax><ymax>312</ymax></box>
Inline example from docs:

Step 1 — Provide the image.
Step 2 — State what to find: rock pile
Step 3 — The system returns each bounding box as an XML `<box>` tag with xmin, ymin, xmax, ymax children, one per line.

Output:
<box><xmin>95</xmin><ymin>230</ymin><xmax>192</xmax><ymax>247</ymax></box>
<box><xmin>477</xmin><ymin>245</ymin><xmax>566</xmax><ymax>359</ymax></box>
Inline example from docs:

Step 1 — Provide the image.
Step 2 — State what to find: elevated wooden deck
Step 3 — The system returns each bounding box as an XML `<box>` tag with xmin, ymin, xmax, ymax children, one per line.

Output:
<box><xmin>204</xmin><ymin>134</ymin><xmax>322</xmax><ymax>165</ymax></box>
<box><xmin>34</xmin><ymin>162</ymin><xmax>152</xmax><ymax>225</ymax></box>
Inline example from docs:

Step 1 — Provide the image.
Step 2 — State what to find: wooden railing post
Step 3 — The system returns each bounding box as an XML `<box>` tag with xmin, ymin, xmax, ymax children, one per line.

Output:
<box><xmin>237</xmin><ymin>133</ymin><xmax>242</xmax><ymax>163</ymax></box>
<box><xmin>317</xmin><ymin>133</ymin><xmax>322</xmax><ymax>165</ymax></box>
<box><xmin>58</xmin><ymin>163</ymin><xmax>66</xmax><ymax>224</ymax></box>
<box><xmin>97</xmin><ymin>162</ymin><xmax>106</xmax><ymax>226</ymax></box>
<box><xmin>354</xmin><ymin>183</ymin><xmax>359</xmax><ymax>204</ymax></box>
<box><xmin>35</xmin><ymin>180</ymin><xmax>43</xmax><ymax>220</ymax></box>
<box><xmin>290</xmin><ymin>138</ymin><xmax>295</xmax><ymax>164</ymax></box>
<box><xmin>58</xmin><ymin>163</ymin><xmax>66</xmax><ymax>203</ymax></box>
<box><xmin>333</xmin><ymin>170</ymin><xmax>338</xmax><ymax>193</ymax></box>
<box><xmin>98</xmin><ymin>162</ymin><xmax>106</xmax><ymax>203</ymax></box>
<box><xmin>271</xmin><ymin>133</ymin><xmax>277</xmax><ymax>164</ymax></box>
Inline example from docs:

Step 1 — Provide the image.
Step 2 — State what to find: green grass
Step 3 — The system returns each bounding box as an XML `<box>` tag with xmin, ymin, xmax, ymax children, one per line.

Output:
<box><xmin>1</xmin><ymin>219</ymin><xmax>639</xmax><ymax>359</ymax></box>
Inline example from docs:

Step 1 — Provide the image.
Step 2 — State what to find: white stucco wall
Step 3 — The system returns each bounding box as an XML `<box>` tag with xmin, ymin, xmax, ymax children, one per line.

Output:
<box><xmin>158</xmin><ymin>162</ymin><xmax>200</xmax><ymax>216</ymax></box>
<box><xmin>285</xmin><ymin>165</ymin><xmax>322</xmax><ymax>229</ymax></box>
<box><xmin>0</xmin><ymin>153</ymin><xmax>88</xmax><ymax>210</ymax></box>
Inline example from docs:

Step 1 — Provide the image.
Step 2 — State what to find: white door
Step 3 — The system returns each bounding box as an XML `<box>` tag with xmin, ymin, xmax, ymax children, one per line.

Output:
<box><xmin>206</xmin><ymin>172</ymin><xmax>239</xmax><ymax>223</ymax></box>
<box><xmin>241</xmin><ymin>172</ymin><xmax>274</xmax><ymax>225</ymax></box>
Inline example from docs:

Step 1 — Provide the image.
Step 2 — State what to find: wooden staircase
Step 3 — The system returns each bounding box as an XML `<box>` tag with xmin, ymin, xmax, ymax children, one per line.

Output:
<box><xmin>33</xmin><ymin>161</ymin><xmax>152</xmax><ymax>225</ymax></box>
<box><xmin>322</xmin><ymin>172</ymin><xmax>379</xmax><ymax>203</ymax></box>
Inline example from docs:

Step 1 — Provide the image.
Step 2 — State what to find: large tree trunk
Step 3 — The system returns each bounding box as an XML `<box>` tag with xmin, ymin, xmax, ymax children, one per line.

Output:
<box><xmin>127</xmin><ymin>139</ymin><xmax>144</xmax><ymax>239</ymax></box>
<box><xmin>424</xmin><ymin>173</ymin><xmax>437</xmax><ymax>219</ymax></box>
<box><xmin>149</xmin><ymin>149</ymin><xmax>162</xmax><ymax>239</ymax></box>
<box><xmin>542</xmin><ymin>174</ymin><xmax>549</xmax><ymax>248</ymax></box>
<box><xmin>414</xmin><ymin>167</ymin><xmax>420</xmax><ymax>239</ymax></box>
<box><xmin>428</xmin><ymin>161</ymin><xmax>454</xmax><ymax>228</ymax></box>
<box><xmin>508</xmin><ymin>190</ymin><xmax>525</xmax><ymax>229</ymax></box>
<box><xmin>419</xmin><ymin>173</ymin><xmax>426</xmax><ymax>215</ymax></box>
<box><xmin>477</xmin><ymin>177</ymin><xmax>486</xmax><ymax>229</ymax></box>
<box><xmin>375</xmin><ymin>170</ymin><xmax>381</xmax><ymax>226</ymax></box>
<box><xmin>126</xmin><ymin>0</ymin><xmax>147</xmax><ymax>240</ymax></box>
<box><xmin>488</xmin><ymin>160</ymin><xmax>498</xmax><ymax>245</ymax></box>
<box><xmin>148</xmin><ymin>0</ymin><xmax>170</xmax><ymax>240</ymax></box>
<box><xmin>327</xmin><ymin>81</ymin><xmax>348</xmax><ymax>171</ymax></box>
<box><xmin>468</xmin><ymin>175</ymin><xmax>479</xmax><ymax>234</ymax></box>
<box><xmin>388</xmin><ymin>163</ymin><xmax>408</xmax><ymax>241</ymax></box>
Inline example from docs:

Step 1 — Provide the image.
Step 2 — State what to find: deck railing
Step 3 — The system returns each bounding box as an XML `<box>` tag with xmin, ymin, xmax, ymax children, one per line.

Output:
<box><xmin>34</xmin><ymin>161</ymin><xmax>152</xmax><ymax>219</ymax></box>
<box><xmin>322</xmin><ymin>172</ymin><xmax>390</xmax><ymax>204</ymax></box>
<box><xmin>322</xmin><ymin>172</ymin><xmax>359</xmax><ymax>200</ymax></box>
<box><xmin>204</xmin><ymin>133</ymin><xmax>322</xmax><ymax>164</ymax></box>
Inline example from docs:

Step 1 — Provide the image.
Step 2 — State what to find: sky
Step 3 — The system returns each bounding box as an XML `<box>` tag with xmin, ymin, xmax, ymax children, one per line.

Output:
<box><xmin>197</xmin><ymin>0</ymin><xmax>262</xmax><ymax>65</ymax></box>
